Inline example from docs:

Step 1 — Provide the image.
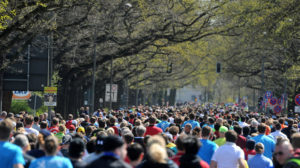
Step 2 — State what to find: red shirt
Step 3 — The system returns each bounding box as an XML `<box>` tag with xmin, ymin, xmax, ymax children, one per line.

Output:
<box><xmin>171</xmin><ymin>152</ymin><xmax>209</xmax><ymax>168</ymax></box>
<box><xmin>236</xmin><ymin>135</ymin><xmax>246</xmax><ymax>149</ymax></box>
<box><xmin>244</xmin><ymin>149</ymin><xmax>256</xmax><ymax>160</ymax></box>
<box><xmin>144</xmin><ymin>125</ymin><xmax>162</xmax><ymax>136</ymax></box>
<box><xmin>111</xmin><ymin>126</ymin><xmax>119</xmax><ymax>135</ymax></box>
<box><xmin>48</xmin><ymin>126</ymin><xmax>59</xmax><ymax>134</ymax></box>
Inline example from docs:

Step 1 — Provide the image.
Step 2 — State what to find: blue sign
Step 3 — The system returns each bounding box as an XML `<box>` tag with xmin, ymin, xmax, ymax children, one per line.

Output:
<box><xmin>274</xmin><ymin>105</ymin><xmax>282</xmax><ymax>114</ymax></box>
<box><xmin>270</xmin><ymin>98</ymin><xmax>277</xmax><ymax>106</ymax></box>
<box><xmin>265</xmin><ymin>91</ymin><xmax>272</xmax><ymax>99</ymax></box>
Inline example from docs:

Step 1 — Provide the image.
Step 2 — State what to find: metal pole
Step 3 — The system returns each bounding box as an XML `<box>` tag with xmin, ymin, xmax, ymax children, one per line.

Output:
<box><xmin>110</xmin><ymin>55</ymin><xmax>113</xmax><ymax>110</ymax></box>
<box><xmin>91</xmin><ymin>27</ymin><xmax>97</xmax><ymax>113</ymax></box>
<box><xmin>47</xmin><ymin>34</ymin><xmax>52</xmax><ymax>122</ymax></box>
<box><xmin>283</xmin><ymin>50</ymin><xmax>288</xmax><ymax>115</ymax></box>
<box><xmin>27</xmin><ymin>45</ymin><xmax>30</xmax><ymax>91</ymax></box>
<box><xmin>34</xmin><ymin>94</ymin><xmax>37</xmax><ymax>116</ymax></box>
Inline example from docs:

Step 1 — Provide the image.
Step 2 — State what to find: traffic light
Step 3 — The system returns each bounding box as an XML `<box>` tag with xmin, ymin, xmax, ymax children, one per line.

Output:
<box><xmin>216</xmin><ymin>62</ymin><xmax>221</xmax><ymax>73</ymax></box>
<box><xmin>167</xmin><ymin>63</ymin><xmax>173</xmax><ymax>73</ymax></box>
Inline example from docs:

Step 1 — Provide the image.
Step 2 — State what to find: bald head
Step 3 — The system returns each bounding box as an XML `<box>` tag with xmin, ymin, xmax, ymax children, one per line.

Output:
<box><xmin>275</xmin><ymin>139</ymin><xmax>294</xmax><ymax>165</ymax></box>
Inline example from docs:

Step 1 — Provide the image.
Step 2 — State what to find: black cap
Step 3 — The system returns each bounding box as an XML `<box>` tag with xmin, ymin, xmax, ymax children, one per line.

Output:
<box><xmin>102</xmin><ymin>135</ymin><xmax>124</xmax><ymax>151</ymax></box>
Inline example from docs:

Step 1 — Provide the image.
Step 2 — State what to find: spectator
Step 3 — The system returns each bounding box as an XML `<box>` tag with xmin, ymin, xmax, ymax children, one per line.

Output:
<box><xmin>55</xmin><ymin>124</ymin><xmax>66</xmax><ymax>144</ymax></box>
<box><xmin>156</xmin><ymin>114</ymin><xmax>170</xmax><ymax>132</ymax></box>
<box><xmin>182</xmin><ymin>123</ymin><xmax>192</xmax><ymax>135</ymax></box>
<box><xmin>197</xmin><ymin>126</ymin><xmax>218</xmax><ymax>164</ymax></box>
<box><xmin>134</xmin><ymin>126</ymin><xmax>146</xmax><ymax>149</ymax></box>
<box><xmin>32</xmin><ymin>116</ymin><xmax>40</xmax><ymax>131</ymax></box>
<box><xmin>244</xmin><ymin>139</ymin><xmax>256</xmax><ymax>161</ymax></box>
<box><xmin>29</xmin><ymin>136</ymin><xmax>72</xmax><ymax>168</ymax></box>
<box><xmin>144</xmin><ymin>116</ymin><xmax>162</xmax><ymax>136</ymax></box>
<box><xmin>68</xmin><ymin>138</ymin><xmax>85</xmax><ymax>168</ymax></box>
<box><xmin>282</xmin><ymin>119</ymin><xmax>294</xmax><ymax>140</ymax></box>
<box><xmin>0</xmin><ymin>111</ymin><xmax>7</xmax><ymax>121</ymax></box>
<box><xmin>248</xmin><ymin>143</ymin><xmax>273</xmax><ymax>168</ymax></box>
<box><xmin>181</xmin><ymin>113</ymin><xmax>200</xmax><ymax>129</ymax></box>
<box><xmin>284</xmin><ymin>133</ymin><xmax>300</xmax><ymax>167</ymax></box>
<box><xmin>274</xmin><ymin>138</ymin><xmax>293</xmax><ymax>167</ymax></box>
<box><xmin>211</xmin><ymin>130</ymin><xmax>246</xmax><ymax>168</ymax></box>
<box><xmin>60</xmin><ymin>134</ymin><xmax>72</xmax><ymax>157</ymax></box>
<box><xmin>127</xmin><ymin>143</ymin><xmax>144</xmax><ymax>167</ymax></box>
<box><xmin>251</xmin><ymin>124</ymin><xmax>275</xmax><ymax>159</ymax></box>
<box><xmin>13</xmin><ymin>134</ymin><xmax>35</xmax><ymax>168</ymax></box>
<box><xmin>271</xmin><ymin>122</ymin><xmax>288</xmax><ymax>141</ymax></box>
<box><xmin>24</xmin><ymin>115</ymin><xmax>39</xmax><ymax>136</ymax></box>
<box><xmin>234</xmin><ymin>125</ymin><xmax>247</xmax><ymax>149</ymax></box>
<box><xmin>0</xmin><ymin>119</ymin><xmax>25</xmax><ymax>168</ymax></box>
<box><xmin>179</xmin><ymin>136</ymin><xmax>209</xmax><ymax>168</ymax></box>
<box><xmin>48</xmin><ymin>118</ymin><xmax>59</xmax><ymax>134</ymax></box>
<box><xmin>171</xmin><ymin>134</ymin><xmax>187</xmax><ymax>166</ymax></box>
<box><xmin>87</xmin><ymin>135</ymin><xmax>131</xmax><ymax>168</ymax></box>
<box><xmin>214</xmin><ymin>126</ymin><xmax>228</xmax><ymax>146</ymax></box>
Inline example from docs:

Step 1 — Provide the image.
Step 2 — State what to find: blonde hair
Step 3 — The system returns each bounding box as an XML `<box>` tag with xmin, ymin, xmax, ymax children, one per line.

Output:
<box><xmin>147</xmin><ymin>135</ymin><xmax>167</xmax><ymax>164</ymax></box>
<box><xmin>106</xmin><ymin>127</ymin><xmax>115</xmax><ymax>136</ymax></box>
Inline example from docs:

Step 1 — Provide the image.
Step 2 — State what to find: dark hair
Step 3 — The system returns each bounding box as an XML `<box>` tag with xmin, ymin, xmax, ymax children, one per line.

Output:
<box><xmin>183</xmin><ymin>136</ymin><xmax>201</xmax><ymax>155</ymax></box>
<box><xmin>69</xmin><ymin>138</ymin><xmax>85</xmax><ymax>158</ymax></box>
<box><xmin>233</xmin><ymin>125</ymin><xmax>242</xmax><ymax>135</ymax></box>
<box><xmin>0</xmin><ymin>119</ymin><xmax>13</xmax><ymax>140</ymax></box>
<box><xmin>44</xmin><ymin>136</ymin><xmax>59</xmax><ymax>155</ymax></box>
<box><xmin>52</xmin><ymin>118</ymin><xmax>59</xmax><ymax>126</ymax></box>
<box><xmin>243</xmin><ymin>126</ymin><xmax>250</xmax><ymax>136</ymax></box>
<box><xmin>175</xmin><ymin>134</ymin><xmax>187</xmax><ymax>151</ymax></box>
<box><xmin>127</xmin><ymin>143</ymin><xmax>144</xmax><ymax>161</ymax></box>
<box><xmin>40</xmin><ymin>121</ymin><xmax>48</xmax><ymax>129</ymax></box>
<box><xmin>149</xmin><ymin>116</ymin><xmax>156</xmax><ymax>124</ymax></box>
<box><xmin>34</xmin><ymin>116</ymin><xmax>39</xmax><ymax>122</ymax></box>
<box><xmin>225</xmin><ymin>130</ymin><xmax>237</xmax><ymax>143</ymax></box>
<box><xmin>189</xmin><ymin>113</ymin><xmax>195</xmax><ymax>120</ymax></box>
<box><xmin>123</xmin><ymin>133</ymin><xmax>134</xmax><ymax>144</ymax></box>
<box><xmin>275</xmin><ymin>123</ymin><xmax>281</xmax><ymax>130</ymax></box>
<box><xmin>201</xmin><ymin>126</ymin><xmax>212</xmax><ymax>137</ymax></box>
<box><xmin>25</xmin><ymin>115</ymin><xmax>34</xmax><ymax>125</ymax></box>
<box><xmin>162</xmin><ymin>114</ymin><xmax>168</xmax><ymax>120</ymax></box>
<box><xmin>241</xmin><ymin>116</ymin><xmax>246</xmax><ymax>122</ymax></box>
<box><xmin>86</xmin><ymin>138</ymin><xmax>96</xmax><ymax>153</ymax></box>
<box><xmin>258</xmin><ymin>124</ymin><xmax>266</xmax><ymax>134</ymax></box>
<box><xmin>192</xmin><ymin>127</ymin><xmax>201</xmax><ymax>136</ymax></box>
<box><xmin>98</xmin><ymin>119</ymin><xmax>106</xmax><ymax>128</ymax></box>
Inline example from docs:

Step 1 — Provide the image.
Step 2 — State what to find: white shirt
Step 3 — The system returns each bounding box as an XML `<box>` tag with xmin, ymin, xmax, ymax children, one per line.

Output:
<box><xmin>238</xmin><ymin>121</ymin><xmax>249</xmax><ymax>128</ymax></box>
<box><xmin>25</xmin><ymin>127</ymin><xmax>39</xmax><ymax>136</ymax></box>
<box><xmin>271</xmin><ymin>130</ymin><xmax>287</xmax><ymax>141</ymax></box>
<box><xmin>212</xmin><ymin>142</ymin><xmax>244</xmax><ymax>168</ymax></box>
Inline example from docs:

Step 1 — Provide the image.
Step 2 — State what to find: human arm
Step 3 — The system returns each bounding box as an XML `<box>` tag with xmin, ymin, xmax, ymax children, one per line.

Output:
<box><xmin>210</xmin><ymin>160</ymin><xmax>217</xmax><ymax>168</ymax></box>
<box><xmin>238</xmin><ymin>158</ymin><xmax>246</xmax><ymax>168</ymax></box>
<box><xmin>13</xmin><ymin>164</ymin><xmax>24</xmax><ymax>168</ymax></box>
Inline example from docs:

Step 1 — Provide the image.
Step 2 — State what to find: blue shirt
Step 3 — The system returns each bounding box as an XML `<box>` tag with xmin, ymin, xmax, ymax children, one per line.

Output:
<box><xmin>248</xmin><ymin>154</ymin><xmax>273</xmax><ymax>168</ymax></box>
<box><xmin>0</xmin><ymin>141</ymin><xmax>25</xmax><ymax>168</ymax></box>
<box><xmin>251</xmin><ymin>135</ymin><xmax>275</xmax><ymax>159</ymax></box>
<box><xmin>197</xmin><ymin>139</ymin><xmax>218</xmax><ymax>164</ymax></box>
<box><xmin>156</xmin><ymin>121</ymin><xmax>170</xmax><ymax>132</ymax></box>
<box><xmin>182</xmin><ymin>120</ymin><xmax>200</xmax><ymax>129</ymax></box>
<box><xmin>29</xmin><ymin>156</ymin><xmax>73</xmax><ymax>168</ymax></box>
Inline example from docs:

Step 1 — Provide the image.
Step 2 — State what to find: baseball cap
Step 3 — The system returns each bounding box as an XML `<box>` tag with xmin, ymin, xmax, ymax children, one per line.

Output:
<box><xmin>219</xmin><ymin>126</ymin><xmax>228</xmax><ymax>133</ymax></box>
<box><xmin>39</xmin><ymin>129</ymin><xmax>51</xmax><ymax>138</ymax></box>
<box><xmin>69</xmin><ymin>125</ymin><xmax>75</xmax><ymax>131</ymax></box>
<box><xmin>77</xmin><ymin>127</ymin><xmax>85</xmax><ymax>134</ymax></box>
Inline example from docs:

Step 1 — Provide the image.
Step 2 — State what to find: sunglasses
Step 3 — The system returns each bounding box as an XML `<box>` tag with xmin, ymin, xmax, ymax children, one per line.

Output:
<box><xmin>274</xmin><ymin>151</ymin><xmax>284</xmax><ymax>157</ymax></box>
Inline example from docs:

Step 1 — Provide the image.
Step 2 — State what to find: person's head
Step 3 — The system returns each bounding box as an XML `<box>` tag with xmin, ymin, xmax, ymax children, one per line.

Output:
<box><xmin>109</xmin><ymin>117</ymin><xmax>116</xmax><ymax>126</ymax></box>
<box><xmin>52</xmin><ymin>118</ymin><xmax>59</xmax><ymax>126</ymax></box>
<box><xmin>68</xmin><ymin>114</ymin><xmax>73</xmax><ymax>120</ymax></box>
<box><xmin>291</xmin><ymin>133</ymin><xmax>300</xmax><ymax>149</ymax></box>
<box><xmin>135</xmin><ymin>126</ymin><xmax>146</xmax><ymax>137</ymax></box>
<box><xmin>0</xmin><ymin>119</ymin><xmax>14</xmax><ymax>141</ymax></box>
<box><xmin>275</xmin><ymin>122</ymin><xmax>282</xmax><ymax>131</ymax></box>
<box><xmin>127</xmin><ymin>143</ymin><xmax>144</xmax><ymax>167</ymax></box>
<box><xmin>251</xmin><ymin>120</ymin><xmax>259</xmax><ymax>128</ymax></box>
<box><xmin>85</xmin><ymin>115</ymin><xmax>90</xmax><ymax>122</ymax></box>
<box><xmin>147</xmin><ymin>135</ymin><xmax>168</xmax><ymax>164</ymax></box>
<box><xmin>182</xmin><ymin>136</ymin><xmax>202</xmax><ymax>155</ymax></box>
<box><xmin>43</xmin><ymin>136</ymin><xmax>59</xmax><ymax>156</ymax></box>
<box><xmin>233</xmin><ymin>125</ymin><xmax>242</xmax><ymax>135</ymax></box>
<box><xmin>40</xmin><ymin>121</ymin><xmax>48</xmax><ymax>129</ymax></box>
<box><xmin>175</xmin><ymin>134</ymin><xmax>187</xmax><ymax>152</ymax></box>
<box><xmin>68</xmin><ymin>138</ymin><xmax>85</xmax><ymax>160</ymax></box>
<box><xmin>192</xmin><ymin>127</ymin><xmax>201</xmax><ymax>137</ymax></box>
<box><xmin>59</xmin><ymin>124</ymin><xmax>66</xmax><ymax>133</ymax></box>
<box><xmin>14</xmin><ymin>134</ymin><xmax>30</xmax><ymax>152</ymax></box>
<box><xmin>25</xmin><ymin>115</ymin><xmax>34</xmax><ymax>127</ymax></box>
<box><xmin>246</xmin><ymin>139</ymin><xmax>255</xmax><ymax>150</ymax></box>
<box><xmin>219</xmin><ymin>126</ymin><xmax>228</xmax><ymax>138</ymax></box>
<box><xmin>102</xmin><ymin>135</ymin><xmax>127</xmax><ymax>160</ymax></box>
<box><xmin>149</xmin><ymin>116</ymin><xmax>157</xmax><ymax>125</ymax></box>
<box><xmin>201</xmin><ymin>126</ymin><xmax>212</xmax><ymax>138</ymax></box>
<box><xmin>162</xmin><ymin>114</ymin><xmax>168</xmax><ymax>121</ymax></box>
<box><xmin>255</xmin><ymin>143</ymin><xmax>264</xmax><ymax>154</ymax></box>
<box><xmin>184</xmin><ymin>124</ymin><xmax>192</xmax><ymax>134</ymax></box>
<box><xmin>0</xmin><ymin>111</ymin><xmax>7</xmax><ymax>119</ymax></box>
<box><xmin>225</xmin><ymin>130</ymin><xmax>237</xmax><ymax>143</ymax></box>
<box><xmin>189</xmin><ymin>113</ymin><xmax>195</xmax><ymax>120</ymax></box>
<box><xmin>274</xmin><ymin>139</ymin><xmax>294</xmax><ymax>165</ymax></box>
<box><xmin>258</xmin><ymin>124</ymin><xmax>266</xmax><ymax>134</ymax></box>
<box><xmin>241</xmin><ymin>116</ymin><xmax>246</xmax><ymax>122</ymax></box>
<box><xmin>123</xmin><ymin>133</ymin><xmax>134</xmax><ymax>145</ymax></box>
<box><xmin>34</xmin><ymin>116</ymin><xmax>39</xmax><ymax>123</ymax></box>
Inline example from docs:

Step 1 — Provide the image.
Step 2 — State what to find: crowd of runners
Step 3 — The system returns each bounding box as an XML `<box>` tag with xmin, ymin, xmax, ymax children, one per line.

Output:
<box><xmin>1</xmin><ymin>105</ymin><xmax>300</xmax><ymax>168</ymax></box>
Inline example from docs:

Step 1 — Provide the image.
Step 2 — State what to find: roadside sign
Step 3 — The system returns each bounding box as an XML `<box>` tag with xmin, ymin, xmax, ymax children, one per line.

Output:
<box><xmin>270</xmin><ymin>97</ymin><xmax>277</xmax><ymax>106</ymax></box>
<box><xmin>295</xmin><ymin>94</ymin><xmax>300</xmax><ymax>106</ymax></box>
<box><xmin>295</xmin><ymin>106</ymin><xmax>300</xmax><ymax>113</ymax></box>
<box><xmin>274</xmin><ymin>105</ymin><xmax>282</xmax><ymax>114</ymax></box>
<box><xmin>12</xmin><ymin>91</ymin><xmax>31</xmax><ymax>100</ymax></box>
<box><xmin>44</xmin><ymin>87</ymin><xmax>57</xmax><ymax>106</ymax></box>
<box><xmin>105</xmin><ymin>84</ymin><xmax>118</xmax><ymax>102</ymax></box>
<box><xmin>277</xmin><ymin>98</ymin><xmax>282</xmax><ymax>105</ymax></box>
<box><xmin>265</xmin><ymin>91</ymin><xmax>272</xmax><ymax>99</ymax></box>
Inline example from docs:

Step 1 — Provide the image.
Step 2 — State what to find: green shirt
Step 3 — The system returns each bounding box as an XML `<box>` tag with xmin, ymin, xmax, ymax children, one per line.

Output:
<box><xmin>214</xmin><ymin>137</ymin><xmax>226</xmax><ymax>147</ymax></box>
